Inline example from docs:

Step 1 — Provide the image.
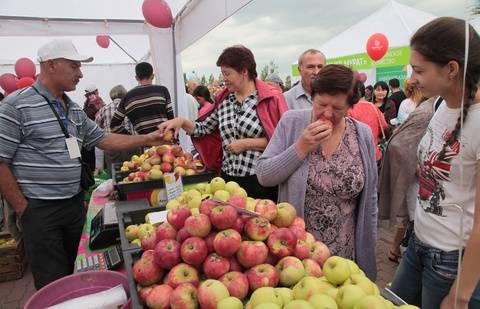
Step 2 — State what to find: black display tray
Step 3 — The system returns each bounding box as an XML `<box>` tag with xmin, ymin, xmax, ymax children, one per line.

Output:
<box><xmin>112</xmin><ymin>163</ymin><xmax>215</xmax><ymax>200</ymax></box>
<box><xmin>116</xmin><ymin>200</ymin><xmax>166</xmax><ymax>252</ymax></box>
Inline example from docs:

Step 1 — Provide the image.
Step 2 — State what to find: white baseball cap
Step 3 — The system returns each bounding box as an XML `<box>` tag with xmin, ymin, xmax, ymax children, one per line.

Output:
<box><xmin>37</xmin><ymin>39</ymin><xmax>94</xmax><ymax>63</ymax></box>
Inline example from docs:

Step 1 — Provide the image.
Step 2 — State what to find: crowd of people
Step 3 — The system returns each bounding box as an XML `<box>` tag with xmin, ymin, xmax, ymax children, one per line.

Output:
<box><xmin>0</xmin><ymin>16</ymin><xmax>478</xmax><ymax>309</ymax></box>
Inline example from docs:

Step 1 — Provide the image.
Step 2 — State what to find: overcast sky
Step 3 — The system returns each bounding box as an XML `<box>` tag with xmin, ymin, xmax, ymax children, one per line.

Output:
<box><xmin>180</xmin><ymin>0</ymin><xmax>467</xmax><ymax>82</ymax></box>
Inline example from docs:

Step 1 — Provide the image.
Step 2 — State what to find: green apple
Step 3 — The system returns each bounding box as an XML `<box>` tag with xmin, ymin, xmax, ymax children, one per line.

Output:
<box><xmin>233</xmin><ymin>187</ymin><xmax>248</xmax><ymax>198</ymax></box>
<box><xmin>284</xmin><ymin>299</ymin><xmax>315</xmax><ymax>309</ymax></box>
<box><xmin>137</xmin><ymin>223</ymin><xmax>155</xmax><ymax>240</ymax></box>
<box><xmin>293</xmin><ymin>276</ymin><xmax>324</xmax><ymax>300</ymax></box>
<box><xmin>353</xmin><ymin>295</ymin><xmax>387</xmax><ymax>309</ymax></box>
<box><xmin>373</xmin><ymin>284</ymin><xmax>380</xmax><ymax>296</ymax></box>
<box><xmin>323</xmin><ymin>256</ymin><xmax>351</xmax><ymax>285</ymax></box>
<box><xmin>383</xmin><ymin>298</ymin><xmax>396</xmax><ymax>309</ymax></box>
<box><xmin>210</xmin><ymin>177</ymin><xmax>226</xmax><ymax>193</ymax></box>
<box><xmin>347</xmin><ymin>259</ymin><xmax>361</xmax><ymax>276</ymax></box>
<box><xmin>275</xmin><ymin>287</ymin><xmax>293</xmax><ymax>305</ymax></box>
<box><xmin>195</xmin><ymin>182</ymin><xmax>207</xmax><ymax>193</ymax></box>
<box><xmin>255</xmin><ymin>303</ymin><xmax>282</xmax><ymax>309</ymax></box>
<box><xmin>131</xmin><ymin>238</ymin><xmax>141</xmax><ymax>246</ymax></box>
<box><xmin>125</xmin><ymin>224</ymin><xmax>139</xmax><ymax>241</ymax></box>
<box><xmin>336</xmin><ymin>285</ymin><xmax>366</xmax><ymax>309</ymax></box>
<box><xmin>276</xmin><ymin>256</ymin><xmax>305</xmax><ymax>286</ymax></box>
<box><xmin>308</xmin><ymin>293</ymin><xmax>338</xmax><ymax>309</ymax></box>
<box><xmin>246</xmin><ymin>198</ymin><xmax>257</xmax><ymax>212</ymax></box>
<box><xmin>188</xmin><ymin>196</ymin><xmax>202</xmax><ymax>209</ymax></box>
<box><xmin>349</xmin><ymin>274</ymin><xmax>375</xmax><ymax>295</ymax></box>
<box><xmin>250</xmin><ymin>287</ymin><xmax>283</xmax><ymax>308</ymax></box>
<box><xmin>225</xmin><ymin>181</ymin><xmax>240</xmax><ymax>196</ymax></box>
<box><xmin>149</xmin><ymin>169</ymin><xmax>163</xmax><ymax>180</ymax></box>
<box><xmin>217</xmin><ymin>296</ymin><xmax>243</xmax><ymax>309</ymax></box>
<box><xmin>166</xmin><ymin>199</ymin><xmax>181</xmax><ymax>210</ymax></box>
<box><xmin>186</xmin><ymin>189</ymin><xmax>202</xmax><ymax>202</ymax></box>
<box><xmin>204</xmin><ymin>184</ymin><xmax>212</xmax><ymax>194</ymax></box>
<box><xmin>214</xmin><ymin>189</ymin><xmax>230</xmax><ymax>202</ymax></box>
<box><xmin>325</xmin><ymin>288</ymin><xmax>338</xmax><ymax>299</ymax></box>
<box><xmin>398</xmin><ymin>306</ymin><xmax>420</xmax><ymax>309</ymax></box>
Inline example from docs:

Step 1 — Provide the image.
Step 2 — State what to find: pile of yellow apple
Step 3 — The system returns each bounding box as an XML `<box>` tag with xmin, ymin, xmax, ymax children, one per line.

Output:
<box><xmin>124</xmin><ymin>177</ymin><xmax>419</xmax><ymax>309</ymax></box>
<box><xmin>119</xmin><ymin>145</ymin><xmax>205</xmax><ymax>183</ymax></box>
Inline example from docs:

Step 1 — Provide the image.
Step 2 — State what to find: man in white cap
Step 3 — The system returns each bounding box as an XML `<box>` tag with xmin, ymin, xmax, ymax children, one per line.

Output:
<box><xmin>0</xmin><ymin>39</ymin><xmax>165</xmax><ymax>289</ymax></box>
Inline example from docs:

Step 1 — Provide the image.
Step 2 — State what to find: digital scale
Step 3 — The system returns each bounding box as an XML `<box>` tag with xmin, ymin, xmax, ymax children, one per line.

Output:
<box><xmin>89</xmin><ymin>201</ymin><xmax>120</xmax><ymax>250</ymax></box>
<box><xmin>75</xmin><ymin>245</ymin><xmax>124</xmax><ymax>272</ymax></box>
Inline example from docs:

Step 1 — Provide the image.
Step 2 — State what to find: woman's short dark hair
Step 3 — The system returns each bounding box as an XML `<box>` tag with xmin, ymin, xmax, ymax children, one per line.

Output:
<box><xmin>216</xmin><ymin>45</ymin><xmax>257</xmax><ymax>80</ymax></box>
<box><xmin>311</xmin><ymin>64</ymin><xmax>361</xmax><ymax>106</ymax></box>
<box><xmin>373</xmin><ymin>81</ymin><xmax>390</xmax><ymax>102</ymax></box>
<box><xmin>192</xmin><ymin>85</ymin><xmax>213</xmax><ymax>103</ymax></box>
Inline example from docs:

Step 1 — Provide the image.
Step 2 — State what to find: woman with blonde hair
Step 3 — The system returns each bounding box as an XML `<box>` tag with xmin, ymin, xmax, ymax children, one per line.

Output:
<box><xmin>394</xmin><ymin>78</ymin><xmax>425</xmax><ymax>124</ymax></box>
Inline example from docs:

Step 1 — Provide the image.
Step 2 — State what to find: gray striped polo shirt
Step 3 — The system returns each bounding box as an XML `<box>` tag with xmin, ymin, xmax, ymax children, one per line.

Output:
<box><xmin>0</xmin><ymin>82</ymin><xmax>106</xmax><ymax>200</ymax></box>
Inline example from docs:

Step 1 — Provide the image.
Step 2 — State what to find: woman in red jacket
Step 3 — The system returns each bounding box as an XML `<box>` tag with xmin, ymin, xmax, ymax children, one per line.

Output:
<box><xmin>159</xmin><ymin>45</ymin><xmax>288</xmax><ymax>200</ymax></box>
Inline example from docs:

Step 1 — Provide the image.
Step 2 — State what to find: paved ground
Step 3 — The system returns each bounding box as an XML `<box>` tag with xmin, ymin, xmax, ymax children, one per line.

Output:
<box><xmin>0</xmin><ymin>223</ymin><xmax>399</xmax><ymax>309</ymax></box>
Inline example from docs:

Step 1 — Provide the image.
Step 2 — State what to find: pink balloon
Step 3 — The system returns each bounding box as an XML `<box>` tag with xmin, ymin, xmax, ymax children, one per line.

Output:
<box><xmin>366</xmin><ymin>33</ymin><xmax>389</xmax><ymax>61</ymax></box>
<box><xmin>15</xmin><ymin>58</ymin><xmax>36</xmax><ymax>78</ymax></box>
<box><xmin>16</xmin><ymin>77</ymin><xmax>35</xmax><ymax>89</ymax></box>
<box><xmin>0</xmin><ymin>73</ymin><xmax>19</xmax><ymax>93</ymax></box>
<box><xmin>142</xmin><ymin>0</ymin><xmax>173</xmax><ymax>28</ymax></box>
<box><xmin>358</xmin><ymin>73</ymin><xmax>367</xmax><ymax>83</ymax></box>
<box><xmin>96</xmin><ymin>35</ymin><xmax>110</xmax><ymax>48</ymax></box>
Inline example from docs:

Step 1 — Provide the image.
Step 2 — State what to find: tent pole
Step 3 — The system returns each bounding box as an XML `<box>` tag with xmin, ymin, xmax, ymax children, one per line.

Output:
<box><xmin>108</xmin><ymin>35</ymin><xmax>138</xmax><ymax>63</ymax></box>
<box><xmin>172</xmin><ymin>23</ymin><xmax>178</xmax><ymax>117</ymax></box>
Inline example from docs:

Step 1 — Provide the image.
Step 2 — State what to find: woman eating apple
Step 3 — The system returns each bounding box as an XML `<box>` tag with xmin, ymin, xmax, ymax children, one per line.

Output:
<box><xmin>256</xmin><ymin>64</ymin><xmax>378</xmax><ymax>280</ymax></box>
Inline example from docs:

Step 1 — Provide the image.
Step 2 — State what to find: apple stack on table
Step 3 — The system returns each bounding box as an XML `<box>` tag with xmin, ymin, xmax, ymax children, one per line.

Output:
<box><xmin>118</xmin><ymin>144</ymin><xmax>206</xmax><ymax>183</ymax></box>
<box><xmin>125</xmin><ymin>177</ymin><xmax>418</xmax><ymax>309</ymax></box>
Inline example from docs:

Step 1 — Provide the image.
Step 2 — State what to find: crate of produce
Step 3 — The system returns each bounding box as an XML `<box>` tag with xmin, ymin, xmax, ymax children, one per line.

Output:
<box><xmin>0</xmin><ymin>232</ymin><xmax>27</xmax><ymax>282</ymax></box>
<box><xmin>116</xmin><ymin>202</ymin><xmax>167</xmax><ymax>252</ymax></box>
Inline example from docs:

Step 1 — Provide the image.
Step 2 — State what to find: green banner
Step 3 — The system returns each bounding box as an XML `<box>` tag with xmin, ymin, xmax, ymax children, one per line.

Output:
<box><xmin>291</xmin><ymin>46</ymin><xmax>411</xmax><ymax>76</ymax></box>
<box><xmin>376</xmin><ymin>65</ymin><xmax>407</xmax><ymax>87</ymax></box>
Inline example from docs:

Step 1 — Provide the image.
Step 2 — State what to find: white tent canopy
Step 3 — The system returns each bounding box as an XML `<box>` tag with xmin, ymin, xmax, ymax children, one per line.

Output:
<box><xmin>319</xmin><ymin>1</ymin><xmax>436</xmax><ymax>59</ymax></box>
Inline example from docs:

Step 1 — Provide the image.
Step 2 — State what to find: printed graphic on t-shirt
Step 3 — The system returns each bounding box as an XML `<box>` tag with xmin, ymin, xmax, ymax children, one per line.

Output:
<box><xmin>418</xmin><ymin>127</ymin><xmax>460</xmax><ymax>216</ymax></box>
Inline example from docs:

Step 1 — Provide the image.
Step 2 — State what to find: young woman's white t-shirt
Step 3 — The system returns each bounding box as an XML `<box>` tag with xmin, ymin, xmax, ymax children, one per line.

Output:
<box><xmin>415</xmin><ymin>102</ymin><xmax>480</xmax><ymax>251</ymax></box>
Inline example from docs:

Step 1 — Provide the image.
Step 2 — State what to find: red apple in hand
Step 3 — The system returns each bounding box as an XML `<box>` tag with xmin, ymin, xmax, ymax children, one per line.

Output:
<box><xmin>236</xmin><ymin>241</ymin><xmax>269</xmax><ymax>268</ymax></box>
<box><xmin>213</xmin><ymin>229</ymin><xmax>242</xmax><ymax>257</ymax></box>
<box><xmin>155</xmin><ymin>222</ymin><xmax>177</xmax><ymax>241</ymax></box>
<box><xmin>167</xmin><ymin>263</ymin><xmax>200</xmax><ymax>288</ymax></box>
<box><xmin>318</xmin><ymin>115</ymin><xmax>333</xmax><ymax>129</ymax></box>
<box><xmin>133</xmin><ymin>256</ymin><xmax>164</xmax><ymax>286</ymax></box>
<box><xmin>210</xmin><ymin>205</ymin><xmax>238</xmax><ymax>230</ymax></box>
<box><xmin>169</xmin><ymin>283</ymin><xmax>198</xmax><ymax>309</ymax></box>
<box><xmin>244</xmin><ymin>216</ymin><xmax>272</xmax><ymax>241</ymax></box>
<box><xmin>185</xmin><ymin>213</ymin><xmax>211</xmax><ymax>237</ymax></box>
<box><xmin>167</xmin><ymin>207</ymin><xmax>191</xmax><ymax>230</ymax></box>
<box><xmin>255</xmin><ymin>199</ymin><xmax>278</xmax><ymax>222</ymax></box>
<box><xmin>267</xmin><ymin>228</ymin><xmax>297</xmax><ymax>258</ymax></box>
<box><xmin>181</xmin><ymin>236</ymin><xmax>208</xmax><ymax>266</ymax></box>
<box><xmin>203</xmin><ymin>253</ymin><xmax>231</xmax><ymax>279</ymax></box>
<box><xmin>247</xmin><ymin>263</ymin><xmax>280</xmax><ymax>290</ymax></box>
<box><xmin>220</xmin><ymin>271</ymin><xmax>249</xmax><ymax>300</ymax></box>
<box><xmin>154</xmin><ymin>239</ymin><xmax>181</xmax><ymax>269</ymax></box>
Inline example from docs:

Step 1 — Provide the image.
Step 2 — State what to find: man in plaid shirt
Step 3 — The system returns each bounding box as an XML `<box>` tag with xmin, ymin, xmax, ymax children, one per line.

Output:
<box><xmin>95</xmin><ymin>85</ymin><xmax>139</xmax><ymax>175</ymax></box>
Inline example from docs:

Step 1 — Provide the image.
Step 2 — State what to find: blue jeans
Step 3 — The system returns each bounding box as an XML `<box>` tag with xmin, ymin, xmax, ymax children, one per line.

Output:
<box><xmin>391</xmin><ymin>234</ymin><xmax>480</xmax><ymax>309</ymax></box>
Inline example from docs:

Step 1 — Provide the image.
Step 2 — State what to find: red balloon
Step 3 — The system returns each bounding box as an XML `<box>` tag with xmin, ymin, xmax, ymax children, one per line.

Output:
<box><xmin>16</xmin><ymin>77</ymin><xmax>35</xmax><ymax>89</ymax></box>
<box><xmin>366</xmin><ymin>33</ymin><xmax>389</xmax><ymax>61</ymax></box>
<box><xmin>96</xmin><ymin>35</ymin><xmax>110</xmax><ymax>48</ymax></box>
<box><xmin>15</xmin><ymin>58</ymin><xmax>36</xmax><ymax>78</ymax></box>
<box><xmin>142</xmin><ymin>0</ymin><xmax>173</xmax><ymax>28</ymax></box>
<box><xmin>0</xmin><ymin>73</ymin><xmax>19</xmax><ymax>93</ymax></box>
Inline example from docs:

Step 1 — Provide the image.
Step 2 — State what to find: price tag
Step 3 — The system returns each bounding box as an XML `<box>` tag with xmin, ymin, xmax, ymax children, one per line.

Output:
<box><xmin>164</xmin><ymin>172</ymin><xmax>183</xmax><ymax>201</ymax></box>
<box><xmin>145</xmin><ymin>210</ymin><xmax>168</xmax><ymax>226</ymax></box>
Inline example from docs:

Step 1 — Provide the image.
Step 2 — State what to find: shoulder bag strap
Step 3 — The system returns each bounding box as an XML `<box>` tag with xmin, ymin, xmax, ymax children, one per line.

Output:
<box><xmin>31</xmin><ymin>86</ymin><xmax>70</xmax><ymax>138</ymax></box>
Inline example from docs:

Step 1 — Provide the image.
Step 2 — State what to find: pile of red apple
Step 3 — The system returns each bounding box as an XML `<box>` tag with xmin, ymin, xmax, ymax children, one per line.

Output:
<box><xmin>131</xmin><ymin>195</ymin><xmax>415</xmax><ymax>309</ymax></box>
<box><xmin>119</xmin><ymin>144</ymin><xmax>205</xmax><ymax>183</ymax></box>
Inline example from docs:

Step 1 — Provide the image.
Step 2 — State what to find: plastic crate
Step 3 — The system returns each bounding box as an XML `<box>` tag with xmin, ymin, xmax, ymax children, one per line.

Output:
<box><xmin>112</xmin><ymin>165</ymin><xmax>215</xmax><ymax>201</ymax></box>
<box><xmin>116</xmin><ymin>202</ymin><xmax>166</xmax><ymax>252</ymax></box>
